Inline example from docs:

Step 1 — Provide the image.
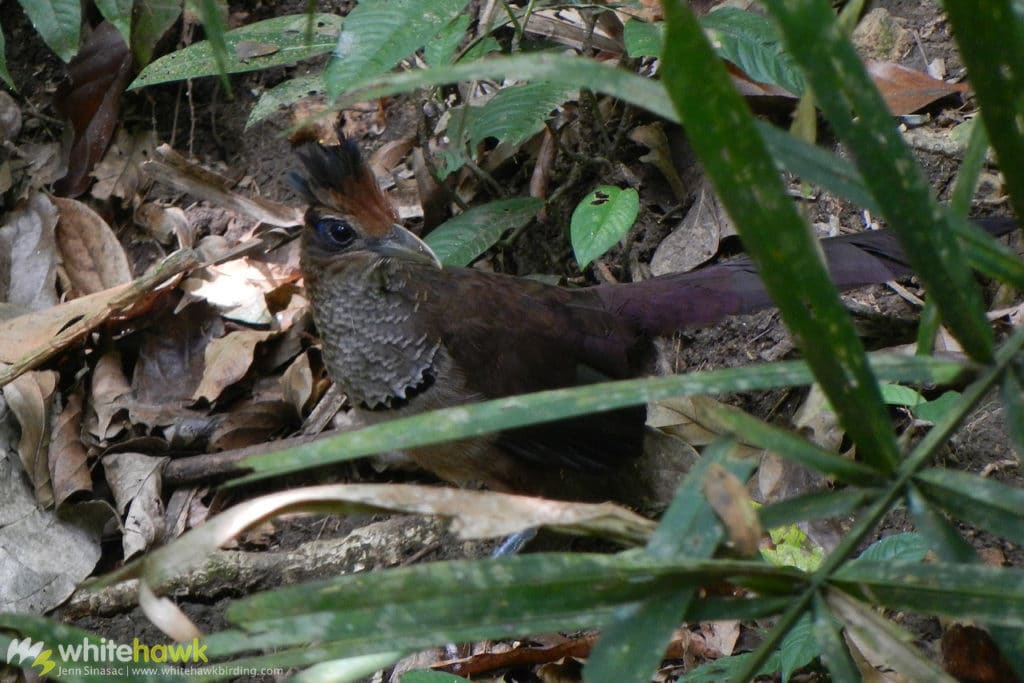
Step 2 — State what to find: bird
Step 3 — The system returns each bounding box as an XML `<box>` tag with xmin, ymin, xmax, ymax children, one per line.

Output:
<box><xmin>291</xmin><ymin>131</ymin><xmax>1015</xmax><ymax>506</ymax></box>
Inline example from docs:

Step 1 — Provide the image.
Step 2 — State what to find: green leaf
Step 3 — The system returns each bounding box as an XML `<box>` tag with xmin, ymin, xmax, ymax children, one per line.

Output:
<box><xmin>130</xmin><ymin>14</ymin><xmax>343</xmax><ymax>89</ymax></box>
<box><xmin>1001</xmin><ymin>363</ymin><xmax>1024</xmax><ymax>464</ymax></box>
<box><xmin>0</xmin><ymin>19</ymin><xmax>13</xmax><ymax>90</ymax></box>
<box><xmin>571</xmin><ymin>185</ymin><xmax>639</xmax><ymax>268</ymax></box>
<box><xmin>661</xmin><ymin>0</ymin><xmax>901</xmax><ymax>479</ymax></box>
<box><xmin>334</xmin><ymin>52</ymin><xmax>676</xmax><ymax>123</ymax></box>
<box><xmin>402</xmin><ymin>672</ymin><xmax>469</xmax><ymax>683</ymax></box>
<box><xmin>624</xmin><ymin>19</ymin><xmax>664</xmax><ymax>58</ymax></box>
<box><xmin>758</xmin><ymin>488</ymin><xmax>874</xmax><ymax>530</ymax></box>
<box><xmin>94</xmin><ymin>0</ymin><xmax>133</xmax><ymax>46</ymax></box>
<box><xmin>425</xmin><ymin>197</ymin><xmax>542</xmax><ymax>267</ymax></box>
<box><xmin>189</xmin><ymin>0</ymin><xmax>232</xmax><ymax>93</ymax></box>
<box><xmin>813</xmin><ymin>593</ymin><xmax>860</xmax><ymax>682</ymax></box>
<box><xmin>585</xmin><ymin>440</ymin><xmax>757</xmax><ymax>683</ymax></box>
<box><xmin>914</xmin><ymin>468</ymin><xmax>1024</xmax><ymax>546</ymax></box>
<box><xmin>943</xmin><ymin>0</ymin><xmax>1024</xmax><ymax>225</ymax></box>
<box><xmin>763</xmin><ymin>525</ymin><xmax>824</xmax><ymax>573</ymax></box>
<box><xmin>233</xmin><ymin>353</ymin><xmax>961</xmax><ymax>485</ymax></box>
<box><xmin>17</xmin><ymin>0</ymin><xmax>80</xmax><ymax>62</ymax></box>
<box><xmin>833</xmin><ymin>561</ymin><xmax>1024</xmax><ymax>628</ymax></box>
<box><xmin>779</xmin><ymin>612</ymin><xmax>816</xmax><ymax>682</ymax></box>
<box><xmin>324</xmin><ymin>0</ymin><xmax>468</xmax><ymax>98</ymax></box>
<box><xmin>879</xmin><ymin>382</ymin><xmax>925</xmax><ymax>408</ymax></box>
<box><xmin>130</xmin><ymin>0</ymin><xmax>182</xmax><ymax>67</ymax></box>
<box><xmin>468</xmin><ymin>81</ymin><xmax>571</xmax><ymax>150</ymax></box>
<box><xmin>912</xmin><ymin>390</ymin><xmax>961</xmax><ymax>424</ymax></box>
<box><xmin>424</xmin><ymin>13</ymin><xmax>470</xmax><ymax>66</ymax></box>
<box><xmin>247</xmin><ymin>73</ymin><xmax>325</xmax><ymax>128</ymax></box>
<box><xmin>678</xmin><ymin>652</ymin><xmax>782</xmax><ymax>682</ymax></box>
<box><xmin>702</xmin><ymin>7</ymin><xmax>805</xmax><ymax>95</ymax></box>
<box><xmin>854</xmin><ymin>532</ymin><xmax>929</xmax><ymax>563</ymax></box>
<box><xmin>766</xmin><ymin>0</ymin><xmax>995</xmax><ymax>362</ymax></box>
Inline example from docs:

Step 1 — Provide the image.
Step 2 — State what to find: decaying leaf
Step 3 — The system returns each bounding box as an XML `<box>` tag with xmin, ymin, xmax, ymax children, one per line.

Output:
<box><xmin>281</xmin><ymin>351</ymin><xmax>315</xmax><ymax>418</ymax></box>
<box><xmin>2</xmin><ymin>370</ymin><xmax>58</xmax><ymax>506</ymax></box>
<box><xmin>87</xmin><ymin>350</ymin><xmax>131</xmax><ymax>440</ymax></box>
<box><xmin>53</xmin><ymin>196</ymin><xmax>132</xmax><ymax>295</ymax></box>
<box><xmin>208</xmin><ymin>400</ymin><xmax>297</xmax><ymax>452</ymax></box>
<box><xmin>192</xmin><ymin>329</ymin><xmax>278</xmax><ymax>403</ymax></box>
<box><xmin>102</xmin><ymin>452</ymin><xmax>169</xmax><ymax>559</ymax></box>
<box><xmin>181</xmin><ymin>257</ymin><xmax>294</xmax><ymax>325</ymax></box>
<box><xmin>49</xmin><ymin>392</ymin><xmax>93</xmax><ymax>506</ymax></box>
<box><xmin>0</xmin><ymin>192</ymin><xmax>60</xmax><ymax>312</ymax></box>
<box><xmin>703</xmin><ymin>462</ymin><xmax>761</xmax><ymax>556</ymax></box>
<box><xmin>867</xmin><ymin>60</ymin><xmax>970</xmax><ymax>115</ymax></box>
<box><xmin>136</xmin><ymin>202</ymin><xmax>194</xmax><ymax>247</ymax></box>
<box><xmin>54</xmin><ymin>22</ymin><xmax>134</xmax><ymax>197</ymax></box>
<box><xmin>90</xmin><ymin>129</ymin><xmax>158</xmax><ymax>201</ymax></box>
<box><xmin>651</xmin><ymin>178</ymin><xmax>735</xmax><ymax>275</ymax></box>
<box><xmin>0</xmin><ymin>455</ymin><xmax>105</xmax><ymax>613</ymax></box>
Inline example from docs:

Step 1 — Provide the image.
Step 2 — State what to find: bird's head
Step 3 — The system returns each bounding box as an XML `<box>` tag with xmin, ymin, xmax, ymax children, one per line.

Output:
<box><xmin>290</xmin><ymin>134</ymin><xmax>440</xmax><ymax>271</ymax></box>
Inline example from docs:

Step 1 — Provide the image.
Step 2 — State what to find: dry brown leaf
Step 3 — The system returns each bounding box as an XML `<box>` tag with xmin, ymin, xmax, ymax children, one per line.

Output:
<box><xmin>102</xmin><ymin>451</ymin><xmax>168</xmax><ymax>559</ymax></box>
<box><xmin>0</xmin><ymin>192</ymin><xmax>60</xmax><ymax>311</ymax></box>
<box><xmin>90</xmin><ymin>129</ymin><xmax>158</xmax><ymax>201</ymax></box>
<box><xmin>867</xmin><ymin>60</ymin><xmax>970</xmax><ymax>115</ymax></box>
<box><xmin>2</xmin><ymin>370</ymin><xmax>58</xmax><ymax>506</ymax></box>
<box><xmin>651</xmin><ymin>178</ymin><xmax>735</xmax><ymax>275</ymax></box>
<box><xmin>703</xmin><ymin>462</ymin><xmax>761</xmax><ymax>556</ymax></box>
<box><xmin>49</xmin><ymin>392</ymin><xmax>93</xmax><ymax>506</ymax></box>
<box><xmin>192</xmin><ymin>328</ymin><xmax>278</xmax><ymax>403</ymax></box>
<box><xmin>53</xmin><ymin>196</ymin><xmax>132</xmax><ymax>294</ymax></box>
<box><xmin>87</xmin><ymin>350</ymin><xmax>131</xmax><ymax>440</ymax></box>
<box><xmin>208</xmin><ymin>399</ymin><xmax>296</xmax><ymax>451</ymax></box>
<box><xmin>131</xmin><ymin>303</ymin><xmax>224</xmax><ymax>408</ymax></box>
<box><xmin>281</xmin><ymin>350</ymin><xmax>315</xmax><ymax>417</ymax></box>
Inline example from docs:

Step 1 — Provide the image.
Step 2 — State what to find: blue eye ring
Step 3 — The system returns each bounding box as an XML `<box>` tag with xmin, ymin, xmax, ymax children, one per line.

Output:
<box><xmin>315</xmin><ymin>217</ymin><xmax>357</xmax><ymax>249</ymax></box>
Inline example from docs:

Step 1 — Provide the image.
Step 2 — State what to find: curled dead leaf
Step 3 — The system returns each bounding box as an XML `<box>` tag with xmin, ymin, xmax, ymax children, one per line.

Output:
<box><xmin>49</xmin><ymin>392</ymin><xmax>93</xmax><ymax>506</ymax></box>
<box><xmin>703</xmin><ymin>462</ymin><xmax>761</xmax><ymax>557</ymax></box>
<box><xmin>53</xmin><ymin>196</ymin><xmax>132</xmax><ymax>295</ymax></box>
<box><xmin>192</xmin><ymin>329</ymin><xmax>278</xmax><ymax>404</ymax></box>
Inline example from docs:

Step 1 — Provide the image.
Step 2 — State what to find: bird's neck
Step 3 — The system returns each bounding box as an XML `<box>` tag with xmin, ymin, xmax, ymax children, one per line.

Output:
<box><xmin>303</xmin><ymin>254</ymin><xmax>440</xmax><ymax>409</ymax></box>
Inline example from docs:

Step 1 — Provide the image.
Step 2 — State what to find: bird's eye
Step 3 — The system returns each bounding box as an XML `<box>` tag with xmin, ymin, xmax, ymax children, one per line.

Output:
<box><xmin>314</xmin><ymin>217</ymin><xmax>357</xmax><ymax>250</ymax></box>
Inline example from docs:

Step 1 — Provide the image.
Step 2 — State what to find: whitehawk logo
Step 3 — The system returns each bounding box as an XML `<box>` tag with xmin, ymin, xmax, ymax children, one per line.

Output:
<box><xmin>6</xmin><ymin>637</ymin><xmax>55</xmax><ymax>675</ymax></box>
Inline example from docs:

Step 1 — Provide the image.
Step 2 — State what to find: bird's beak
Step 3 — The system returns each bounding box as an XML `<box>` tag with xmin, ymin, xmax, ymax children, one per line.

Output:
<box><xmin>375</xmin><ymin>224</ymin><xmax>442</xmax><ymax>268</ymax></box>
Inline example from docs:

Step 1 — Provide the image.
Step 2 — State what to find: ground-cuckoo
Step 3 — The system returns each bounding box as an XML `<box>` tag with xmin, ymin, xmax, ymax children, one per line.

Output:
<box><xmin>292</xmin><ymin>134</ymin><xmax>1015</xmax><ymax>505</ymax></box>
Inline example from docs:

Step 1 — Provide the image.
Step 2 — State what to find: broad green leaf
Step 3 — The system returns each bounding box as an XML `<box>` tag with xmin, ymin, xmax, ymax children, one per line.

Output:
<box><xmin>879</xmin><ymin>383</ymin><xmax>925</xmax><ymax>408</ymax></box>
<box><xmin>425</xmin><ymin>197</ymin><xmax>543</xmax><ymax>267</ymax></box>
<box><xmin>944</xmin><ymin>0</ymin><xmax>1024</xmax><ymax>224</ymax></box>
<box><xmin>758</xmin><ymin>488</ymin><xmax>874</xmax><ymax>530</ymax></box>
<box><xmin>190</xmin><ymin>0</ymin><xmax>232</xmax><ymax>92</ymax></box>
<box><xmin>0</xmin><ymin>19</ymin><xmax>13</xmax><ymax>90</ymax></box>
<box><xmin>853</xmin><ymin>532</ymin><xmax>929</xmax><ymax>563</ymax></box>
<box><xmin>779</xmin><ymin>612</ymin><xmax>816</xmax><ymax>682</ymax></box>
<box><xmin>914</xmin><ymin>468</ymin><xmax>1024</xmax><ymax>546</ymax></box>
<box><xmin>833</xmin><ymin>561</ymin><xmax>1024</xmax><ymax>628</ymax></box>
<box><xmin>702</xmin><ymin>7</ymin><xmax>805</xmax><ymax>95</ymax></box>
<box><xmin>624</xmin><ymin>19</ymin><xmax>663</xmax><ymax>58</ymax></box>
<box><xmin>571</xmin><ymin>185</ymin><xmax>639</xmax><ymax>268</ymax></box>
<box><xmin>424</xmin><ymin>13</ymin><xmax>470</xmax><ymax>66</ymax></box>
<box><xmin>95</xmin><ymin>0</ymin><xmax>133</xmax><ymax>46</ymax></box>
<box><xmin>468</xmin><ymin>81</ymin><xmax>571</xmax><ymax>150</ymax></box>
<box><xmin>233</xmin><ymin>354</ymin><xmax>964</xmax><ymax>485</ymax></box>
<box><xmin>586</xmin><ymin>440</ymin><xmax>757</xmax><ymax>683</ymax></box>
<box><xmin>766</xmin><ymin>0</ymin><xmax>995</xmax><ymax>362</ymax></box>
<box><xmin>813</xmin><ymin>594</ymin><xmax>859</xmax><ymax>682</ymax></box>
<box><xmin>911</xmin><ymin>390</ymin><xmax>961</xmax><ymax>423</ymax></box>
<box><xmin>17</xmin><ymin>0</ymin><xmax>80</xmax><ymax>62</ymax></box>
<box><xmin>247</xmin><ymin>73</ymin><xmax>325</xmax><ymax>128</ymax></box>
<box><xmin>678</xmin><ymin>652</ymin><xmax>781</xmax><ymax>682</ymax></box>
<box><xmin>199</xmin><ymin>555</ymin><xmax>801</xmax><ymax>657</ymax></box>
<box><xmin>324</xmin><ymin>0</ymin><xmax>467</xmax><ymax>97</ymax></box>
<box><xmin>130</xmin><ymin>0</ymin><xmax>182</xmax><ymax>67</ymax></box>
<box><xmin>334</xmin><ymin>52</ymin><xmax>676</xmax><ymax>123</ymax></box>
<box><xmin>130</xmin><ymin>14</ymin><xmax>343</xmax><ymax>88</ymax></box>
<box><xmin>1001</xmin><ymin>363</ymin><xmax>1024</xmax><ymax>463</ymax></box>
<box><xmin>661</xmin><ymin>1</ymin><xmax>900</xmax><ymax>480</ymax></box>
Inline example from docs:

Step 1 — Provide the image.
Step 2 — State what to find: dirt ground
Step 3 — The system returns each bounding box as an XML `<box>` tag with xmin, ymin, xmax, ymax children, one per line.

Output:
<box><xmin>1</xmin><ymin>0</ymin><xmax>1020</xmax><ymax>681</ymax></box>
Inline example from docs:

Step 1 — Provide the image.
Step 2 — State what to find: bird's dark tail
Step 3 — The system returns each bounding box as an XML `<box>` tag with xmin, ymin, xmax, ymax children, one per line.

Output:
<box><xmin>595</xmin><ymin>216</ymin><xmax>1017</xmax><ymax>336</ymax></box>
